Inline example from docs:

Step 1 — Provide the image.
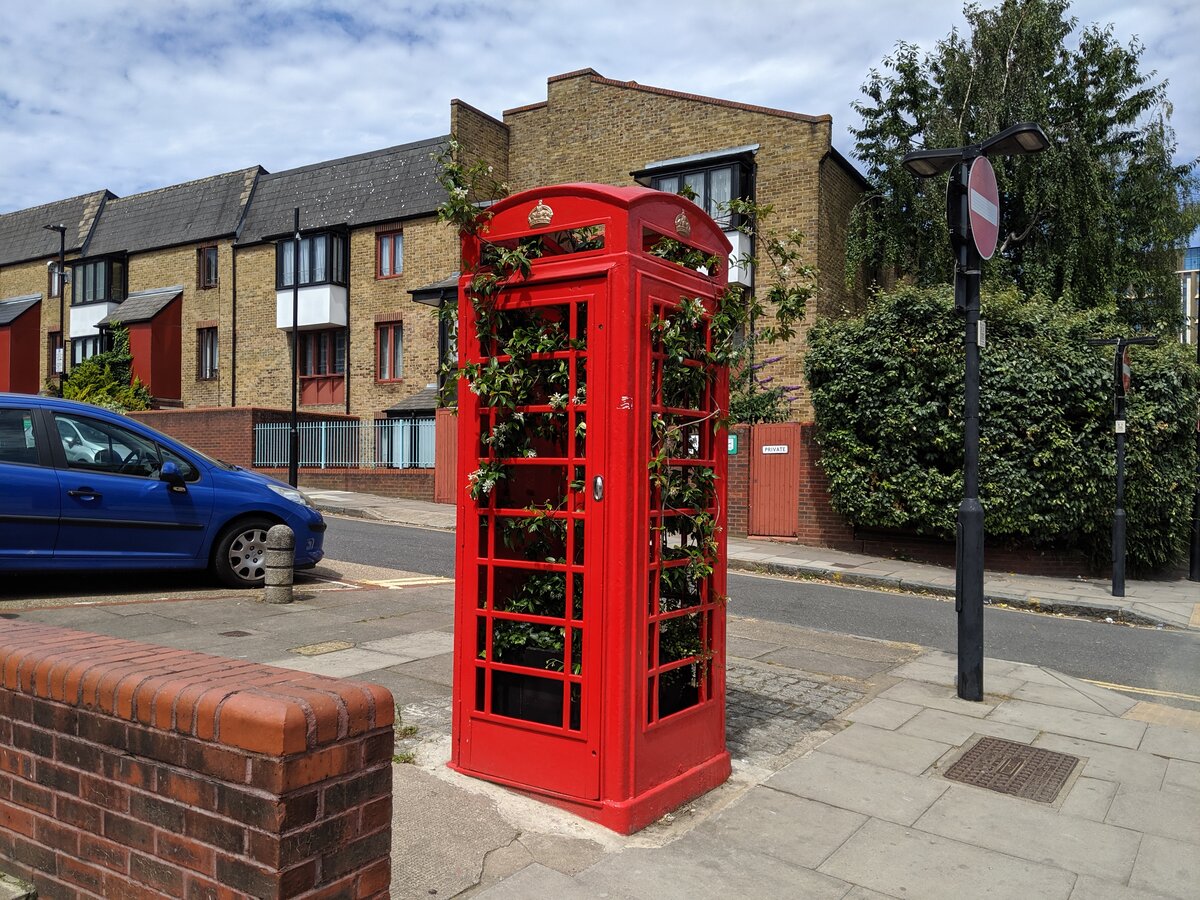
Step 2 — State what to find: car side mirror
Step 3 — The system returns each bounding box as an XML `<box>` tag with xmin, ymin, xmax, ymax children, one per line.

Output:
<box><xmin>160</xmin><ymin>460</ymin><xmax>188</xmax><ymax>493</ymax></box>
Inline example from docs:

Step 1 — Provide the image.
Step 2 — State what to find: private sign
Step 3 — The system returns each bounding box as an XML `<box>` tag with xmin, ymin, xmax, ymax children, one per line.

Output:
<box><xmin>968</xmin><ymin>156</ymin><xmax>1000</xmax><ymax>260</ymax></box>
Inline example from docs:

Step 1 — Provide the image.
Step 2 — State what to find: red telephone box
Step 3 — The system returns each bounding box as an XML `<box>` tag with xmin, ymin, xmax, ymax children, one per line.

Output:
<box><xmin>450</xmin><ymin>184</ymin><xmax>732</xmax><ymax>833</ymax></box>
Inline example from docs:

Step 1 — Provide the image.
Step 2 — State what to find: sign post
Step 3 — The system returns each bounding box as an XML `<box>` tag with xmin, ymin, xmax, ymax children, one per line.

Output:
<box><xmin>902</xmin><ymin>123</ymin><xmax>1049</xmax><ymax>702</ymax></box>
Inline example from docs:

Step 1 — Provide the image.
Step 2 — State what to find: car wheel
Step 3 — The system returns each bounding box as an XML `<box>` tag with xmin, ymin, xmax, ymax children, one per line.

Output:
<box><xmin>213</xmin><ymin>518</ymin><xmax>275</xmax><ymax>588</ymax></box>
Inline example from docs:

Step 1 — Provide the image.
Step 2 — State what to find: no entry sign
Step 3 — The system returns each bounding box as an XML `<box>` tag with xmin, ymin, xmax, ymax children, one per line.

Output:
<box><xmin>968</xmin><ymin>156</ymin><xmax>999</xmax><ymax>260</ymax></box>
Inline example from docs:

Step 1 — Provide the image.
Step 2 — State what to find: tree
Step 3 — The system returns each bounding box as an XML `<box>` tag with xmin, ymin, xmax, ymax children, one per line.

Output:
<box><xmin>60</xmin><ymin>326</ymin><xmax>152</xmax><ymax>412</ymax></box>
<box><xmin>847</xmin><ymin>0</ymin><xmax>1198</xmax><ymax>330</ymax></box>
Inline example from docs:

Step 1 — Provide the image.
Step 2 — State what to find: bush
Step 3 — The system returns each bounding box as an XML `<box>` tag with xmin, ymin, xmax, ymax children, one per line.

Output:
<box><xmin>60</xmin><ymin>326</ymin><xmax>152</xmax><ymax>412</ymax></box>
<box><xmin>805</xmin><ymin>285</ymin><xmax>1199</xmax><ymax>574</ymax></box>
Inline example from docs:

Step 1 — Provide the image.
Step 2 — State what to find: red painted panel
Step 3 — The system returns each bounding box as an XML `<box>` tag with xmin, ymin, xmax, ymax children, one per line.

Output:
<box><xmin>0</xmin><ymin>301</ymin><xmax>41</xmax><ymax>394</ymax></box>
<box><xmin>749</xmin><ymin>422</ymin><xmax>801</xmax><ymax>537</ymax></box>
<box><xmin>433</xmin><ymin>407</ymin><xmax>457</xmax><ymax>504</ymax></box>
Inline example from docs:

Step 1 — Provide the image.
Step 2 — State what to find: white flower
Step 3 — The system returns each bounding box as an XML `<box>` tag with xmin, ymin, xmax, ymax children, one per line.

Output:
<box><xmin>549</xmin><ymin>392</ymin><xmax>568</xmax><ymax>410</ymax></box>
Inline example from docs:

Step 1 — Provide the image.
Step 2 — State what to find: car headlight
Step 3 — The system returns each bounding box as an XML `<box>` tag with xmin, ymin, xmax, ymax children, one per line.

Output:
<box><xmin>268</xmin><ymin>483</ymin><xmax>316</xmax><ymax>509</ymax></box>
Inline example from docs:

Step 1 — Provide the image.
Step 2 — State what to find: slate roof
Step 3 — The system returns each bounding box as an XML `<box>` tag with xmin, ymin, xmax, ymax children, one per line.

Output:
<box><xmin>85</xmin><ymin>168</ymin><xmax>261</xmax><ymax>257</ymax></box>
<box><xmin>386</xmin><ymin>385</ymin><xmax>440</xmax><ymax>414</ymax></box>
<box><xmin>0</xmin><ymin>191</ymin><xmax>111</xmax><ymax>266</ymax></box>
<box><xmin>0</xmin><ymin>294</ymin><xmax>41</xmax><ymax>326</ymax></box>
<box><xmin>409</xmin><ymin>272</ymin><xmax>459</xmax><ymax>307</ymax></box>
<box><xmin>238</xmin><ymin>136</ymin><xmax>451</xmax><ymax>245</ymax></box>
<box><xmin>96</xmin><ymin>286</ymin><xmax>182</xmax><ymax>326</ymax></box>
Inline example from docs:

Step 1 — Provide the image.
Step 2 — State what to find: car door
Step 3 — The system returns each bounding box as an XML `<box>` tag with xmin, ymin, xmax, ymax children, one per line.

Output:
<box><xmin>50</xmin><ymin>411</ymin><xmax>214</xmax><ymax>563</ymax></box>
<box><xmin>0</xmin><ymin>405</ymin><xmax>59</xmax><ymax>562</ymax></box>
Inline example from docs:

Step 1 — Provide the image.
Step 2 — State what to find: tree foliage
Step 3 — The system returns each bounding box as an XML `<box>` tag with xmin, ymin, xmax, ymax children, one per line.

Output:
<box><xmin>60</xmin><ymin>326</ymin><xmax>152</xmax><ymax>412</ymax></box>
<box><xmin>806</xmin><ymin>285</ymin><xmax>1200</xmax><ymax>573</ymax></box>
<box><xmin>847</xmin><ymin>0</ymin><xmax>1198</xmax><ymax>330</ymax></box>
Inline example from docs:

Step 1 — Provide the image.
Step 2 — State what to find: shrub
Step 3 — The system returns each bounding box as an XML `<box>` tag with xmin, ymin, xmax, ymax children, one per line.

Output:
<box><xmin>805</xmin><ymin>285</ymin><xmax>1199</xmax><ymax>574</ymax></box>
<box><xmin>60</xmin><ymin>326</ymin><xmax>152</xmax><ymax>412</ymax></box>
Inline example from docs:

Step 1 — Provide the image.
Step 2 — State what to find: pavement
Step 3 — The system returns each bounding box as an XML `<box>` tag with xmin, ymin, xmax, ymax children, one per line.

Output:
<box><xmin>303</xmin><ymin>487</ymin><xmax>1200</xmax><ymax>632</ymax></box>
<box><xmin>2</xmin><ymin>543</ymin><xmax>1198</xmax><ymax>898</ymax></box>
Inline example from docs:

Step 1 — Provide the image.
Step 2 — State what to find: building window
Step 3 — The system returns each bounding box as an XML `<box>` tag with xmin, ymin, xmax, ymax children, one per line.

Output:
<box><xmin>48</xmin><ymin>331</ymin><xmax>64</xmax><ymax>375</ymax></box>
<box><xmin>299</xmin><ymin>329</ymin><xmax>346</xmax><ymax>377</ymax></box>
<box><xmin>650</xmin><ymin>161</ymin><xmax>750</xmax><ymax>228</ymax></box>
<box><xmin>198</xmin><ymin>246</ymin><xmax>218</xmax><ymax>289</ymax></box>
<box><xmin>48</xmin><ymin>265</ymin><xmax>64</xmax><ymax>299</ymax></box>
<box><xmin>197</xmin><ymin>327</ymin><xmax>218</xmax><ymax>380</ymax></box>
<box><xmin>276</xmin><ymin>233</ymin><xmax>347</xmax><ymax>289</ymax></box>
<box><xmin>377</xmin><ymin>322</ymin><xmax>403</xmax><ymax>381</ymax></box>
<box><xmin>72</xmin><ymin>334</ymin><xmax>107</xmax><ymax>365</ymax></box>
<box><xmin>71</xmin><ymin>258</ymin><xmax>126</xmax><ymax>305</ymax></box>
<box><xmin>377</xmin><ymin>231</ymin><xmax>403</xmax><ymax>278</ymax></box>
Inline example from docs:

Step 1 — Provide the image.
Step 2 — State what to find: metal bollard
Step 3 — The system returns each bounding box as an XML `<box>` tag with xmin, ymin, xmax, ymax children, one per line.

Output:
<box><xmin>263</xmin><ymin>524</ymin><xmax>295</xmax><ymax>604</ymax></box>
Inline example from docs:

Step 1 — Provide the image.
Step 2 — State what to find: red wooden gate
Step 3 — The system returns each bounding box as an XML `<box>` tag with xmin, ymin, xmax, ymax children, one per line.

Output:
<box><xmin>433</xmin><ymin>407</ymin><xmax>457</xmax><ymax>504</ymax></box>
<box><xmin>748</xmin><ymin>422</ymin><xmax>801</xmax><ymax>537</ymax></box>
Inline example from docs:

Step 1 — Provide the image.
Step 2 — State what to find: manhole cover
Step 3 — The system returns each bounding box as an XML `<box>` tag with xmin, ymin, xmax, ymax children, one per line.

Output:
<box><xmin>290</xmin><ymin>640</ymin><xmax>354</xmax><ymax>656</ymax></box>
<box><xmin>218</xmin><ymin>630</ymin><xmax>252</xmax><ymax>637</ymax></box>
<box><xmin>945</xmin><ymin>736</ymin><xmax>1079</xmax><ymax>802</ymax></box>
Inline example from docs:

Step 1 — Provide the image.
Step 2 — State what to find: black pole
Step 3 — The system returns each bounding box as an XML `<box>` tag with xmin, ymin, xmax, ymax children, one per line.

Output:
<box><xmin>1113</xmin><ymin>359</ymin><xmax>1127</xmax><ymax>597</ymax></box>
<box><xmin>56</xmin><ymin>227</ymin><xmax>66</xmax><ymax>376</ymax></box>
<box><xmin>1191</xmin><ymin>287</ymin><xmax>1200</xmax><ymax>581</ymax></box>
<box><xmin>289</xmin><ymin>207</ymin><xmax>300</xmax><ymax>488</ymax></box>
<box><xmin>956</xmin><ymin>173</ymin><xmax>985</xmax><ymax>703</ymax></box>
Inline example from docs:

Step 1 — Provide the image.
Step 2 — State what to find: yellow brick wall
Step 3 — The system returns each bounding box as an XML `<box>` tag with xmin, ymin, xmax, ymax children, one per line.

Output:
<box><xmin>126</xmin><ymin>242</ymin><xmax>235</xmax><ymax>407</ymax></box>
<box><xmin>503</xmin><ymin>71</ymin><xmax>865</xmax><ymax>419</ymax></box>
<box><xmin>451</xmin><ymin>100</ymin><xmax>510</xmax><ymax>189</ymax></box>
<box><xmin>231</xmin><ymin>214</ymin><xmax>454</xmax><ymax>420</ymax></box>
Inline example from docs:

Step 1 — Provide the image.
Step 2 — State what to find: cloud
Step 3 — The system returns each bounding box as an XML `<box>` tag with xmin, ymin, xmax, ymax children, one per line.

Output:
<box><xmin>1</xmin><ymin>0</ymin><xmax>1195</xmax><ymax>215</ymax></box>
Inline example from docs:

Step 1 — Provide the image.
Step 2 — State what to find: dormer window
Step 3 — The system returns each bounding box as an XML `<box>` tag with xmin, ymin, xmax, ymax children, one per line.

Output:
<box><xmin>70</xmin><ymin>257</ymin><xmax>126</xmax><ymax>305</ymax></box>
<box><xmin>634</xmin><ymin>146</ymin><xmax>756</xmax><ymax>229</ymax></box>
<box><xmin>275</xmin><ymin>233</ymin><xmax>347</xmax><ymax>289</ymax></box>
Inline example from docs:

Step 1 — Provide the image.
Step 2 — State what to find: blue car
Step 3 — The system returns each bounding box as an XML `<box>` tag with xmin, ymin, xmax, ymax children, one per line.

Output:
<box><xmin>0</xmin><ymin>393</ymin><xmax>325</xmax><ymax>587</ymax></box>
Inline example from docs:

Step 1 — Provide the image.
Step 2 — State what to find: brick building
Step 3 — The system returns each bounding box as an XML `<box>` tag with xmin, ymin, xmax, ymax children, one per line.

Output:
<box><xmin>0</xmin><ymin>70</ymin><xmax>866</xmax><ymax>539</ymax></box>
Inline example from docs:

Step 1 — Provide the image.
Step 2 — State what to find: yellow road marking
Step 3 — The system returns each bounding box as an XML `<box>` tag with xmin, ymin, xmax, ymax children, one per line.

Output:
<box><xmin>1190</xmin><ymin>603</ymin><xmax>1200</xmax><ymax>628</ymax></box>
<box><xmin>1082</xmin><ymin>679</ymin><xmax>1200</xmax><ymax>703</ymax></box>
<box><xmin>363</xmin><ymin>577</ymin><xmax>454</xmax><ymax>589</ymax></box>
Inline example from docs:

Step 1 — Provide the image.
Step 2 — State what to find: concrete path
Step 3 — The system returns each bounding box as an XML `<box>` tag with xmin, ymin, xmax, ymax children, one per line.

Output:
<box><xmin>7</xmin><ymin>557</ymin><xmax>1198</xmax><ymax>899</ymax></box>
<box><xmin>303</xmin><ymin>487</ymin><xmax>1200</xmax><ymax>632</ymax></box>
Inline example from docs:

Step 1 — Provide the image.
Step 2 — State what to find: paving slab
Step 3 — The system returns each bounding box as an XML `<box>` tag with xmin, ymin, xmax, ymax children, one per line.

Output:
<box><xmin>990</xmin><ymin>698</ymin><xmax>1148</xmax><ymax>749</ymax></box>
<box><xmin>1125</xmin><ymin>702</ymin><xmax>1200</xmax><ymax>730</ymax></box>
<box><xmin>914</xmin><ymin>784</ymin><xmax>1140</xmax><ymax>881</ymax></box>
<box><xmin>474</xmin><ymin>863</ymin><xmax>629</xmax><ymax>900</ymax></box>
<box><xmin>576</xmin><ymin>830</ymin><xmax>851</xmax><ymax>900</ymax></box>
<box><xmin>816</xmin><ymin>723</ymin><xmax>953</xmax><ymax>775</ymax></box>
<box><xmin>1105</xmin><ymin>787</ymin><xmax>1200</xmax><ymax>844</ymax></box>
<box><xmin>1162</xmin><ymin>758</ymin><xmax>1200</xmax><ymax>795</ymax></box>
<box><xmin>359</xmin><ymin>630</ymin><xmax>455</xmax><ymax>659</ymax></box>
<box><xmin>766</xmin><ymin>750</ymin><xmax>948</xmax><ymax>826</ymax></box>
<box><xmin>1034</xmin><ymin>733</ymin><xmax>1168</xmax><ymax>792</ymax></box>
<box><xmin>896</xmin><ymin>707</ymin><xmax>1038</xmax><ymax>747</ymax></box>
<box><xmin>1069</xmin><ymin>874</ymin><xmax>1181</xmax><ymax>900</ymax></box>
<box><xmin>1129</xmin><ymin>834</ymin><xmax>1200</xmax><ymax>899</ymax></box>
<box><xmin>1013</xmin><ymin>680</ymin><xmax>1112</xmax><ymax>715</ymax></box>
<box><xmin>262</xmin><ymin>647</ymin><xmax>413</xmax><ymax>677</ymax></box>
<box><xmin>1138</xmin><ymin>723</ymin><xmax>1200</xmax><ymax>764</ymax></box>
<box><xmin>818</xmin><ymin>817</ymin><xmax>1077</xmax><ymax>900</ymax></box>
<box><xmin>845</xmin><ymin>698</ymin><xmax>921</xmax><ymax>730</ymax></box>
<box><xmin>1059</xmin><ymin>776</ymin><xmax>1118</xmax><ymax>821</ymax></box>
<box><xmin>700</xmin><ymin>786</ymin><xmax>867</xmax><ymax>869</ymax></box>
<box><xmin>878</xmin><ymin>679</ymin><xmax>996</xmax><ymax>717</ymax></box>
<box><xmin>390</xmin><ymin>651</ymin><xmax>454</xmax><ymax>687</ymax></box>
<box><xmin>758</xmin><ymin>646</ymin><xmax>893</xmax><ymax>680</ymax></box>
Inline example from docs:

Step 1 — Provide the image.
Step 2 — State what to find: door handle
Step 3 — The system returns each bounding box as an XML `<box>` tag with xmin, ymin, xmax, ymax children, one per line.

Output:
<box><xmin>67</xmin><ymin>488</ymin><xmax>101</xmax><ymax>499</ymax></box>
<box><xmin>592</xmin><ymin>475</ymin><xmax>604</xmax><ymax>502</ymax></box>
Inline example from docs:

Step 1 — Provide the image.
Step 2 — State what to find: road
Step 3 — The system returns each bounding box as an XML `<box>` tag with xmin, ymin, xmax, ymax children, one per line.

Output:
<box><xmin>324</xmin><ymin>516</ymin><xmax>1200</xmax><ymax>710</ymax></box>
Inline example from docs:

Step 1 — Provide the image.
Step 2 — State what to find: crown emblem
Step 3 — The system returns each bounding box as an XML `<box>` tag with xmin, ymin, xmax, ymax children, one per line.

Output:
<box><xmin>528</xmin><ymin>200</ymin><xmax>554</xmax><ymax>228</ymax></box>
<box><xmin>674</xmin><ymin>211</ymin><xmax>692</xmax><ymax>238</ymax></box>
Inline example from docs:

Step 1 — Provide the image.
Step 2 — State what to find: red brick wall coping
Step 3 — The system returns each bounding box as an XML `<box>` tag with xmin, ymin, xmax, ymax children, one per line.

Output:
<box><xmin>0</xmin><ymin>622</ymin><xmax>394</xmax><ymax>899</ymax></box>
<box><xmin>0</xmin><ymin>622</ymin><xmax>392</xmax><ymax>755</ymax></box>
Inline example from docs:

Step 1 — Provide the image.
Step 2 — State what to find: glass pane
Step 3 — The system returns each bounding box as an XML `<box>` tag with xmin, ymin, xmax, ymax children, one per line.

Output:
<box><xmin>380</xmin><ymin>238</ymin><xmax>391</xmax><ymax>276</ymax></box>
<box><xmin>683</xmin><ymin>173</ymin><xmax>705</xmax><ymax>206</ymax></box>
<box><xmin>378</xmin><ymin>328</ymin><xmax>389</xmax><ymax>379</ymax></box>
<box><xmin>313</xmin><ymin>235</ymin><xmax>327</xmax><ymax>282</ymax></box>
<box><xmin>318</xmin><ymin>333</ymin><xmax>329</xmax><ymax>374</ymax></box>
<box><xmin>393</xmin><ymin>233</ymin><xmax>403</xmax><ymax>273</ymax></box>
<box><xmin>0</xmin><ymin>410</ymin><xmax>36</xmax><ymax>464</ymax></box>
<box><xmin>709</xmin><ymin>167</ymin><xmax>732</xmax><ymax>224</ymax></box>
<box><xmin>393</xmin><ymin>327</ymin><xmax>403</xmax><ymax>378</ymax></box>
<box><xmin>300</xmin><ymin>237</ymin><xmax>312</xmax><ymax>284</ymax></box>
<box><xmin>335</xmin><ymin>331</ymin><xmax>347</xmax><ymax>373</ymax></box>
<box><xmin>281</xmin><ymin>242</ymin><xmax>294</xmax><ymax>286</ymax></box>
<box><xmin>95</xmin><ymin>263</ymin><xmax>106</xmax><ymax>301</ymax></box>
<box><xmin>656</xmin><ymin>175</ymin><xmax>679</xmax><ymax>195</ymax></box>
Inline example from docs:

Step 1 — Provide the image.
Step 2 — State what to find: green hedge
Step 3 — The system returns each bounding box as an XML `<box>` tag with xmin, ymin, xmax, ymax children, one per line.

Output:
<box><xmin>805</xmin><ymin>286</ymin><xmax>1199</xmax><ymax>574</ymax></box>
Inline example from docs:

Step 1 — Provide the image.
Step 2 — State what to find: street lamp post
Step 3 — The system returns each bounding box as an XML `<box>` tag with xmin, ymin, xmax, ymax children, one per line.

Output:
<box><xmin>42</xmin><ymin>224</ymin><xmax>67</xmax><ymax>379</ymax></box>
<box><xmin>902</xmin><ymin>123</ymin><xmax>1050</xmax><ymax>701</ymax></box>
<box><xmin>289</xmin><ymin>207</ymin><xmax>301</xmax><ymax>489</ymax></box>
<box><xmin>1088</xmin><ymin>336</ymin><xmax>1159</xmax><ymax>596</ymax></box>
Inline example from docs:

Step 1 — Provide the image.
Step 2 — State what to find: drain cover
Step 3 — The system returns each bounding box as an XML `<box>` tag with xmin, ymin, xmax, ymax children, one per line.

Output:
<box><xmin>218</xmin><ymin>630</ymin><xmax>252</xmax><ymax>637</ymax></box>
<box><xmin>945</xmin><ymin>736</ymin><xmax>1079</xmax><ymax>803</ymax></box>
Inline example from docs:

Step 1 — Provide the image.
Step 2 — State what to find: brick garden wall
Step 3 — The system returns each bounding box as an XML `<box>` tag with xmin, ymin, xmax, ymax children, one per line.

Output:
<box><xmin>0</xmin><ymin>622</ymin><xmax>394</xmax><ymax>899</ymax></box>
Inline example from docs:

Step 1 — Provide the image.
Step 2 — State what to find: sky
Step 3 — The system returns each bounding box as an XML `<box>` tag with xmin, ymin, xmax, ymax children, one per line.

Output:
<box><xmin>1</xmin><ymin>0</ymin><xmax>1196</xmax><ymax>220</ymax></box>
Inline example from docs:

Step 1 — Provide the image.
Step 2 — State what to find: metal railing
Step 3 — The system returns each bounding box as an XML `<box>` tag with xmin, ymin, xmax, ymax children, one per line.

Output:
<box><xmin>252</xmin><ymin>417</ymin><xmax>434</xmax><ymax>469</ymax></box>
<box><xmin>374</xmin><ymin>416</ymin><xmax>435</xmax><ymax>469</ymax></box>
